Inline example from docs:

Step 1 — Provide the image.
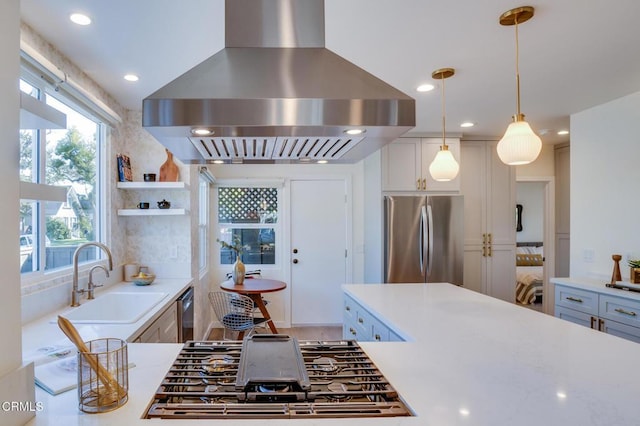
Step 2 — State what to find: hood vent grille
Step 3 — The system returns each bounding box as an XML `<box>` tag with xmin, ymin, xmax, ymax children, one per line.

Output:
<box><xmin>189</xmin><ymin>136</ymin><xmax>363</xmax><ymax>162</ymax></box>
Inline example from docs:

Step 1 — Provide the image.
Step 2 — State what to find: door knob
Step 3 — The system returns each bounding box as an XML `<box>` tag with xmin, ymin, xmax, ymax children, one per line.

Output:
<box><xmin>293</xmin><ymin>248</ymin><xmax>298</xmax><ymax>253</ymax></box>
<box><xmin>293</xmin><ymin>259</ymin><xmax>299</xmax><ymax>264</ymax></box>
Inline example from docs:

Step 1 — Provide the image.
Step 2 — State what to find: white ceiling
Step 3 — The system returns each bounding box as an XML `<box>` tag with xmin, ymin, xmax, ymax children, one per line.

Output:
<box><xmin>19</xmin><ymin>0</ymin><xmax>640</xmax><ymax>144</ymax></box>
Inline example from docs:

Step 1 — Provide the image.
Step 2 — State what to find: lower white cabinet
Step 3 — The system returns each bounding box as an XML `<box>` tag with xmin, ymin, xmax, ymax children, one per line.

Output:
<box><xmin>554</xmin><ymin>283</ymin><xmax>640</xmax><ymax>343</ymax></box>
<box><xmin>135</xmin><ymin>302</ymin><xmax>178</xmax><ymax>343</ymax></box>
<box><xmin>343</xmin><ymin>294</ymin><xmax>402</xmax><ymax>342</ymax></box>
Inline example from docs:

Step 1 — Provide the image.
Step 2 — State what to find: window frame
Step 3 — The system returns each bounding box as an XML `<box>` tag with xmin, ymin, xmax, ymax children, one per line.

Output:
<box><xmin>19</xmin><ymin>59</ymin><xmax>109</xmax><ymax>286</ymax></box>
<box><xmin>198</xmin><ymin>173</ymin><xmax>210</xmax><ymax>276</ymax></box>
<box><xmin>214</xmin><ymin>181</ymin><xmax>282</xmax><ymax>269</ymax></box>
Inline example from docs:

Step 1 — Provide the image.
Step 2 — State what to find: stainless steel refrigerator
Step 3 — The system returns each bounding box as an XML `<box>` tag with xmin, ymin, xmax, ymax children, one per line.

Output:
<box><xmin>384</xmin><ymin>195</ymin><xmax>463</xmax><ymax>285</ymax></box>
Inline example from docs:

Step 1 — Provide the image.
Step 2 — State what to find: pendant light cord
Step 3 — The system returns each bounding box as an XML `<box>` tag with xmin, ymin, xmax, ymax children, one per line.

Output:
<box><xmin>514</xmin><ymin>17</ymin><xmax>522</xmax><ymax>118</ymax></box>
<box><xmin>441</xmin><ymin>74</ymin><xmax>447</xmax><ymax>148</ymax></box>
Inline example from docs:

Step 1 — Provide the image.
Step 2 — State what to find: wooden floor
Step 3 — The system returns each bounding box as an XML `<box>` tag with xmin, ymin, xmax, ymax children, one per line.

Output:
<box><xmin>207</xmin><ymin>326</ymin><xmax>342</xmax><ymax>341</ymax></box>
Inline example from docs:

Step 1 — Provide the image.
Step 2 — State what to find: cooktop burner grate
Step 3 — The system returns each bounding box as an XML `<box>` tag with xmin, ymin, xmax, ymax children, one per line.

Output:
<box><xmin>144</xmin><ymin>337</ymin><xmax>413</xmax><ymax>419</ymax></box>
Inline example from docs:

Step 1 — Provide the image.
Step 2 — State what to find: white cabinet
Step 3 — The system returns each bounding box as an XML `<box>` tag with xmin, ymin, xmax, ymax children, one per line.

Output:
<box><xmin>460</xmin><ymin>140</ymin><xmax>516</xmax><ymax>302</ymax></box>
<box><xmin>554</xmin><ymin>283</ymin><xmax>640</xmax><ymax>343</ymax></box>
<box><xmin>343</xmin><ymin>294</ymin><xmax>403</xmax><ymax>341</ymax></box>
<box><xmin>381</xmin><ymin>137</ymin><xmax>460</xmax><ymax>192</ymax></box>
<box><xmin>135</xmin><ymin>302</ymin><xmax>178</xmax><ymax>343</ymax></box>
<box><xmin>117</xmin><ymin>181</ymin><xmax>189</xmax><ymax>216</ymax></box>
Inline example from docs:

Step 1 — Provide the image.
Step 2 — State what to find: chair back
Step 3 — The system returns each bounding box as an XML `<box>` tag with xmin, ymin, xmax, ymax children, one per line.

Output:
<box><xmin>208</xmin><ymin>291</ymin><xmax>256</xmax><ymax>332</ymax></box>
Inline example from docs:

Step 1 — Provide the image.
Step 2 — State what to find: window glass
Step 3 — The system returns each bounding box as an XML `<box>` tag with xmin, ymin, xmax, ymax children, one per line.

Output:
<box><xmin>217</xmin><ymin>187</ymin><xmax>278</xmax><ymax>265</ymax></box>
<box><xmin>19</xmin><ymin>80</ymin><xmax>39</xmax><ymax>184</ymax></box>
<box><xmin>19</xmin><ymin>73</ymin><xmax>103</xmax><ymax>276</ymax></box>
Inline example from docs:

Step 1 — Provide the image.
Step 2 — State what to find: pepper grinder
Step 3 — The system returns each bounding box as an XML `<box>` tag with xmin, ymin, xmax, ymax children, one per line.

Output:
<box><xmin>611</xmin><ymin>254</ymin><xmax>622</xmax><ymax>284</ymax></box>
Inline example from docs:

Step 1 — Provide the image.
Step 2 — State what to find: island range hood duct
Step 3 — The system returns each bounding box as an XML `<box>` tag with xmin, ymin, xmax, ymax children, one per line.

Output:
<box><xmin>142</xmin><ymin>0</ymin><xmax>415</xmax><ymax>164</ymax></box>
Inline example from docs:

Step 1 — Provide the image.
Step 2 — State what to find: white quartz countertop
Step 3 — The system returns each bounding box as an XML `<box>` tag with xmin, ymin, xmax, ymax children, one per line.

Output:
<box><xmin>552</xmin><ymin>276</ymin><xmax>640</xmax><ymax>301</ymax></box>
<box><xmin>26</xmin><ymin>283</ymin><xmax>640</xmax><ymax>425</ymax></box>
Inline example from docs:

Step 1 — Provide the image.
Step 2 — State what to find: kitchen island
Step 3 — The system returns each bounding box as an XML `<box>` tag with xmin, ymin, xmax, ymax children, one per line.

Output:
<box><xmin>26</xmin><ymin>283</ymin><xmax>640</xmax><ymax>425</ymax></box>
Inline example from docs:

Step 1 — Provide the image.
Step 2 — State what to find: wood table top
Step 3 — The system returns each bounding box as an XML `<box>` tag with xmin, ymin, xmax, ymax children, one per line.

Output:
<box><xmin>220</xmin><ymin>278</ymin><xmax>287</xmax><ymax>294</ymax></box>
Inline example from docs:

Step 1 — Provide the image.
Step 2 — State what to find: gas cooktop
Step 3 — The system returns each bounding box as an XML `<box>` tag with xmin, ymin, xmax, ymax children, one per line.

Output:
<box><xmin>143</xmin><ymin>335</ymin><xmax>413</xmax><ymax>419</ymax></box>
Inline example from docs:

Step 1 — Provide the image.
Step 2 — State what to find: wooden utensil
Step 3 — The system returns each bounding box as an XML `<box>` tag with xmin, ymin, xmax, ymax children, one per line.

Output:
<box><xmin>57</xmin><ymin>316</ymin><xmax>125</xmax><ymax>397</ymax></box>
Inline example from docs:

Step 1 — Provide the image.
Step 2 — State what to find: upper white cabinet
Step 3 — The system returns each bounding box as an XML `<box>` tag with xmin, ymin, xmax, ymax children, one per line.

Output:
<box><xmin>381</xmin><ymin>137</ymin><xmax>460</xmax><ymax>192</ymax></box>
<box><xmin>460</xmin><ymin>141</ymin><xmax>516</xmax><ymax>302</ymax></box>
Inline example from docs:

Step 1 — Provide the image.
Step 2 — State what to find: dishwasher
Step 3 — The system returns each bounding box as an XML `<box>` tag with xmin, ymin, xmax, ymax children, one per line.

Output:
<box><xmin>176</xmin><ymin>287</ymin><xmax>194</xmax><ymax>342</ymax></box>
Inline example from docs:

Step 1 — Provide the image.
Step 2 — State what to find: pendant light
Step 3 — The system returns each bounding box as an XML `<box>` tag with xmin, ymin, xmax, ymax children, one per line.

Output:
<box><xmin>496</xmin><ymin>6</ymin><xmax>542</xmax><ymax>166</ymax></box>
<box><xmin>429</xmin><ymin>68</ymin><xmax>460</xmax><ymax>181</ymax></box>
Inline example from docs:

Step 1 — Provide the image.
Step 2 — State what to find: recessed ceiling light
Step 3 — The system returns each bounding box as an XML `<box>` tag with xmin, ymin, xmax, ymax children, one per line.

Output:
<box><xmin>460</xmin><ymin>122</ymin><xmax>475</xmax><ymax>128</ymax></box>
<box><xmin>70</xmin><ymin>13</ymin><xmax>91</xmax><ymax>26</ymax></box>
<box><xmin>557</xmin><ymin>130</ymin><xmax>569</xmax><ymax>135</ymax></box>
<box><xmin>124</xmin><ymin>74</ymin><xmax>139</xmax><ymax>82</ymax></box>
<box><xmin>344</xmin><ymin>129</ymin><xmax>365</xmax><ymax>135</ymax></box>
<box><xmin>212</xmin><ymin>160</ymin><xmax>225</xmax><ymax>164</ymax></box>
<box><xmin>317</xmin><ymin>160</ymin><xmax>328</xmax><ymax>164</ymax></box>
<box><xmin>191</xmin><ymin>128</ymin><xmax>214</xmax><ymax>136</ymax></box>
<box><xmin>417</xmin><ymin>84</ymin><xmax>435</xmax><ymax>92</ymax></box>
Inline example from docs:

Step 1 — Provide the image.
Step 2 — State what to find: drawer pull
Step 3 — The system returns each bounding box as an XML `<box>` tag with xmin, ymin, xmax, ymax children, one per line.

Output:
<box><xmin>345</xmin><ymin>306</ymin><xmax>351</xmax><ymax>312</ymax></box>
<box><xmin>358</xmin><ymin>317</ymin><xmax>364</xmax><ymax>324</ymax></box>
<box><xmin>374</xmin><ymin>334</ymin><xmax>381</xmax><ymax>341</ymax></box>
<box><xmin>349</xmin><ymin>327</ymin><xmax>357</xmax><ymax>336</ymax></box>
<box><xmin>614</xmin><ymin>308</ymin><xmax>637</xmax><ymax>317</ymax></box>
<box><xmin>565</xmin><ymin>296</ymin><xmax>583</xmax><ymax>303</ymax></box>
<box><xmin>590</xmin><ymin>316</ymin><xmax>596</xmax><ymax>329</ymax></box>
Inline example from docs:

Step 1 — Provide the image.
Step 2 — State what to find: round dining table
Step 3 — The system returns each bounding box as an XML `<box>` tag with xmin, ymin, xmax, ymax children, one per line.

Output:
<box><xmin>219</xmin><ymin>278</ymin><xmax>286</xmax><ymax>334</ymax></box>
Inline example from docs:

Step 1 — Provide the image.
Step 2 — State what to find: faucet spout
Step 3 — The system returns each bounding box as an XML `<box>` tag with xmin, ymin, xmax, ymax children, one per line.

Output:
<box><xmin>71</xmin><ymin>242</ymin><xmax>114</xmax><ymax>307</ymax></box>
<box><xmin>87</xmin><ymin>265</ymin><xmax>110</xmax><ymax>300</ymax></box>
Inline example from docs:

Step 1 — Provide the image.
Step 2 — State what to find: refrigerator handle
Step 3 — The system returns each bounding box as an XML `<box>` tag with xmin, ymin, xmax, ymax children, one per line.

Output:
<box><xmin>426</xmin><ymin>204</ymin><xmax>434</xmax><ymax>276</ymax></box>
<box><xmin>420</xmin><ymin>205</ymin><xmax>427</xmax><ymax>276</ymax></box>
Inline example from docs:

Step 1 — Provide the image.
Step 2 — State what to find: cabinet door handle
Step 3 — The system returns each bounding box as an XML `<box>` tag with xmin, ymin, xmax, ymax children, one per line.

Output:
<box><xmin>374</xmin><ymin>334</ymin><xmax>381</xmax><ymax>341</ymax></box>
<box><xmin>358</xmin><ymin>317</ymin><xmax>364</xmax><ymax>324</ymax></box>
<box><xmin>349</xmin><ymin>327</ymin><xmax>357</xmax><ymax>336</ymax></box>
<box><xmin>345</xmin><ymin>306</ymin><xmax>351</xmax><ymax>312</ymax></box>
<box><xmin>614</xmin><ymin>308</ymin><xmax>637</xmax><ymax>317</ymax></box>
<box><xmin>487</xmin><ymin>244</ymin><xmax>492</xmax><ymax>257</ymax></box>
<box><xmin>590</xmin><ymin>316</ymin><xmax>596</xmax><ymax>329</ymax></box>
<box><xmin>422</xmin><ymin>178</ymin><xmax>427</xmax><ymax>190</ymax></box>
<box><xmin>565</xmin><ymin>296</ymin><xmax>583</xmax><ymax>303</ymax></box>
<box><xmin>598</xmin><ymin>318</ymin><xmax>605</xmax><ymax>331</ymax></box>
<box><xmin>416</xmin><ymin>179</ymin><xmax>421</xmax><ymax>190</ymax></box>
<box><xmin>482</xmin><ymin>246</ymin><xmax>486</xmax><ymax>257</ymax></box>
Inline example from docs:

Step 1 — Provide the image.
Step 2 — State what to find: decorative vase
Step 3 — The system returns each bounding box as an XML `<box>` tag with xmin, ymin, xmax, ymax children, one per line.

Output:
<box><xmin>232</xmin><ymin>256</ymin><xmax>245</xmax><ymax>285</ymax></box>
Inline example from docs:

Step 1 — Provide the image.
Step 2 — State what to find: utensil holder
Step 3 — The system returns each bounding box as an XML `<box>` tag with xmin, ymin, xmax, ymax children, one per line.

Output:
<box><xmin>77</xmin><ymin>338</ymin><xmax>128</xmax><ymax>413</ymax></box>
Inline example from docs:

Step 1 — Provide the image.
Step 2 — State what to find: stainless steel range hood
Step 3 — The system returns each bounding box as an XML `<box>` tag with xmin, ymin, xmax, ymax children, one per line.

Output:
<box><xmin>142</xmin><ymin>0</ymin><xmax>415</xmax><ymax>164</ymax></box>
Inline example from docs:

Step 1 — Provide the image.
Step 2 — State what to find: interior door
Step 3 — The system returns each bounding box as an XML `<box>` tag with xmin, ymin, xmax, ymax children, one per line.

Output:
<box><xmin>290</xmin><ymin>179</ymin><xmax>347</xmax><ymax>325</ymax></box>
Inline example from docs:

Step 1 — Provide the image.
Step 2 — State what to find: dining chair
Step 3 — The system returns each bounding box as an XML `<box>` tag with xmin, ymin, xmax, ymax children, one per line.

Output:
<box><xmin>208</xmin><ymin>291</ymin><xmax>267</xmax><ymax>340</ymax></box>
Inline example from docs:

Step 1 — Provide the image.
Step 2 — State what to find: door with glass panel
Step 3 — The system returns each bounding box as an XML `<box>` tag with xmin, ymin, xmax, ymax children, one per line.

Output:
<box><xmin>290</xmin><ymin>179</ymin><xmax>347</xmax><ymax>325</ymax></box>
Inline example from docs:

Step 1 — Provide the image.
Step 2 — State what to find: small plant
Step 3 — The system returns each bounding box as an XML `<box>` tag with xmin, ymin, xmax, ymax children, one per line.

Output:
<box><xmin>217</xmin><ymin>236</ymin><xmax>246</xmax><ymax>255</ymax></box>
<box><xmin>629</xmin><ymin>259</ymin><xmax>640</xmax><ymax>269</ymax></box>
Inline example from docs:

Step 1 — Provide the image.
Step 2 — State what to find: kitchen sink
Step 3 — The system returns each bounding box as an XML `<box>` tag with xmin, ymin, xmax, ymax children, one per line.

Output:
<box><xmin>53</xmin><ymin>292</ymin><xmax>169</xmax><ymax>324</ymax></box>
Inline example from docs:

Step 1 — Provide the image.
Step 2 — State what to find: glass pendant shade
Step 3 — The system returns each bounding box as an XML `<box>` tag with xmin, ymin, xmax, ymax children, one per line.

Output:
<box><xmin>429</xmin><ymin>146</ymin><xmax>460</xmax><ymax>181</ymax></box>
<box><xmin>496</xmin><ymin>120</ymin><xmax>542</xmax><ymax>165</ymax></box>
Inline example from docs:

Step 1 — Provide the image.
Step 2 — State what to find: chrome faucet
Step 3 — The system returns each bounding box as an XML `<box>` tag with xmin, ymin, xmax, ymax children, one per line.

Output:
<box><xmin>71</xmin><ymin>242</ymin><xmax>113</xmax><ymax>307</ymax></box>
<box><xmin>87</xmin><ymin>265</ymin><xmax>109</xmax><ymax>300</ymax></box>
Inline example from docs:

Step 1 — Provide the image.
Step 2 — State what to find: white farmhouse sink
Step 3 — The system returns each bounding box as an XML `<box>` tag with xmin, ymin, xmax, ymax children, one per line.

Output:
<box><xmin>53</xmin><ymin>292</ymin><xmax>169</xmax><ymax>324</ymax></box>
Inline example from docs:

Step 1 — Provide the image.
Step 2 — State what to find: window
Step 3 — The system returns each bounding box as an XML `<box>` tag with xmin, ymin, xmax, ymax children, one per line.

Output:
<box><xmin>19</xmin><ymin>67</ymin><xmax>105</xmax><ymax>277</ymax></box>
<box><xmin>217</xmin><ymin>186</ymin><xmax>279</xmax><ymax>265</ymax></box>
<box><xmin>198</xmin><ymin>174</ymin><xmax>210</xmax><ymax>274</ymax></box>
